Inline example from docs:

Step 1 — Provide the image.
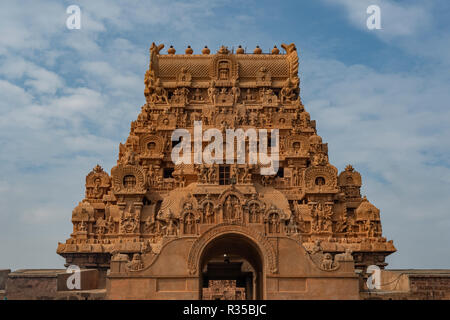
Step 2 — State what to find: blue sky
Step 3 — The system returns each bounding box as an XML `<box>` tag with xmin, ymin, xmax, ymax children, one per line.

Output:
<box><xmin>0</xmin><ymin>0</ymin><xmax>449</xmax><ymax>270</ymax></box>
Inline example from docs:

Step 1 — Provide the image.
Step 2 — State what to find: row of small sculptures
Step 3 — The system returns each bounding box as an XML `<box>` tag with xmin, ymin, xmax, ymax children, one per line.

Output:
<box><xmin>75</xmin><ymin>208</ymin><xmax>381</xmax><ymax>239</ymax></box>
<box><xmin>147</xmin><ymin>82</ymin><xmax>299</xmax><ymax>106</ymax></box>
<box><xmin>135</xmin><ymin>104</ymin><xmax>311</xmax><ymax>129</ymax></box>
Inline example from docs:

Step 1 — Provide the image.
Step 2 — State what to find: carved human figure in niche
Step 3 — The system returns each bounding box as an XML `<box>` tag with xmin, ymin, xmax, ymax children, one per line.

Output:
<box><xmin>321</xmin><ymin>253</ymin><xmax>334</xmax><ymax>270</ymax></box>
<box><xmin>106</xmin><ymin>216</ymin><xmax>115</xmax><ymax>234</ymax></box>
<box><xmin>79</xmin><ymin>220</ymin><xmax>87</xmax><ymax>232</ymax></box>
<box><xmin>293</xmin><ymin>141</ymin><xmax>301</xmax><ymax>154</ymax></box>
<box><xmin>184</xmin><ymin>213</ymin><xmax>195</xmax><ymax>234</ymax></box>
<box><xmin>174</xmin><ymin>87</ymin><xmax>190</xmax><ymax>105</ymax></box>
<box><xmin>233</xmin><ymin>198</ymin><xmax>241</xmax><ymax>221</ymax></box>
<box><xmin>204</xmin><ymin>202</ymin><xmax>215</xmax><ymax>224</ymax></box>
<box><xmin>92</xmin><ymin>177</ymin><xmax>104</xmax><ymax>199</ymax></box>
<box><xmin>291</xmin><ymin>168</ymin><xmax>298</xmax><ymax>186</ymax></box>
<box><xmin>151</xmin><ymin>79</ymin><xmax>169</xmax><ymax>104</ymax></box>
<box><xmin>266</xmin><ymin>108</ymin><xmax>273</xmax><ymax>125</ymax></box>
<box><xmin>268</xmin><ymin>213</ymin><xmax>280</xmax><ymax>234</ymax></box>
<box><xmin>241</xmin><ymin>166</ymin><xmax>250</xmax><ymax>183</ymax></box>
<box><xmin>95</xmin><ymin>216</ymin><xmax>107</xmax><ymax>235</ymax></box>
<box><xmin>147</xmin><ymin>165</ymin><xmax>154</xmax><ymax>186</ymax></box>
<box><xmin>121</xmin><ymin>209</ymin><xmax>138</xmax><ymax>233</ymax></box>
<box><xmin>208</xmin><ymin>81</ymin><xmax>218</xmax><ymax>104</ymax></box>
<box><xmin>231</xmin><ymin>165</ymin><xmax>239</xmax><ymax>184</ymax></box>
<box><xmin>166</xmin><ymin>219</ymin><xmax>178</xmax><ymax>236</ymax></box>
<box><xmin>207</xmin><ymin>165</ymin><xmax>216</xmax><ymax>183</ymax></box>
<box><xmin>245</xmin><ymin>89</ymin><xmax>254</xmax><ymax>102</ymax></box>
<box><xmin>323</xmin><ymin>204</ymin><xmax>333</xmax><ymax>232</ymax></box>
<box><xmin>223</xmin><ymin>196</ymin><xmax>233</xmax><ymax>221</ymax></box>
<box><xmin>310</xmin><ymin>203</ymin><xmax>320</xmax><ymax>232</ymax></box>
<box><xmin>249</xmin><ymin>203</ymin><xmax>260</xmax><ymax>223</ymax></box>
<box><xmin>192</xmin><ymin>88</ymin><xmax>204</xmax><ymax>102</ymax></box>
<box><xmin>124</xmin><ymin>149</ymin><xmax>137</xmax><ymax>165</ymax></box>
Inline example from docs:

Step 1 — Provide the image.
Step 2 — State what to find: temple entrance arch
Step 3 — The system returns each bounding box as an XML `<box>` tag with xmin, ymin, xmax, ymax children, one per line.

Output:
<box><xmin>199</xmin><ymin>233</ymin><xmax>264</xmax><ymax>300</ymax></box>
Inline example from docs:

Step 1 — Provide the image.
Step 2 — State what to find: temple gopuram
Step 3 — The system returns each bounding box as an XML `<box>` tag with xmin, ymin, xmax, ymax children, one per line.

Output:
<box><xmin>56</xmin><ymin>43</ymin><xmax>397</xmax><ymax>300</ymax></box>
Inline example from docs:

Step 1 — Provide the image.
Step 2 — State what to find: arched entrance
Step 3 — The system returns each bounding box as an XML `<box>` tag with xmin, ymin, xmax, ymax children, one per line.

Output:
<box><xmin>199</xmin><ymin>233</ymin><xmax>264</xmax><ymax>300</ymax></box>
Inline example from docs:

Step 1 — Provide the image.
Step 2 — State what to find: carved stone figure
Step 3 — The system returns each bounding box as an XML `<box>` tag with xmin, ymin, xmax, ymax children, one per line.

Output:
<box><xmin>320</xmin><ymin>253</ymin><xmax>334</xmax><ymax>270</ymax></box>
<box><xmin>127</xmin><ymin>253</ymin><xmax>144</xmax><ymax>271</ymax></box>
<box><xmin>203</xmin><ymin>202</ymin><xmax>215</xmax><ymax>224</ymax></box>
<box><xmin>184</xmin><ymin>213</ymin><xmax>196</xmax><ymax>234</ymax></box>
<box><xmin>268</xmin><ymin>213</ymin><xmax>280</xmax><ymax>234</ymax></box>
<box><xmin>208</xmin><ymin>81</ymin><xmax>218</xmax><ymax>104</ymax></box>
<box><xmin>58</xmin><ymin>42</ymin><xmax>396</xmax><ymax>300</ymax></box>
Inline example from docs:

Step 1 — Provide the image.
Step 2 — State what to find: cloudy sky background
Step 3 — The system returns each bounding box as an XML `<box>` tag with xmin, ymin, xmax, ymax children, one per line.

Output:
<box><xmin>0</xmin><ymin>0</ymin><xmax>449</xmax><ymax>270</ymax></box>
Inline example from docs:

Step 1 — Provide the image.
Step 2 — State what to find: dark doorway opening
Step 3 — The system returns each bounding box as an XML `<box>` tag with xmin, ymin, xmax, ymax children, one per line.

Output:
<box><xmin>199</xmin><ymin>234</ymin><xmax>263</xmax><ymax>300</ymax></box>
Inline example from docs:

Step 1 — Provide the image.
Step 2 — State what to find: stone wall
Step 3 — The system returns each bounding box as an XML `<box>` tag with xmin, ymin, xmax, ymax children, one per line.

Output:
<box><xmin>360</xmin><ymin>269</ymin><xmax>450</xmax><ymax>300</ymax></box>
<box><xmin>5</xmin><ymin>269</ymin><xmax>105</xmax><ymax>300</ymax></box>
<box><xmin>0</xmin><ymin>269</ymin><xmax>10</xmax><ymax>290</ymax></box>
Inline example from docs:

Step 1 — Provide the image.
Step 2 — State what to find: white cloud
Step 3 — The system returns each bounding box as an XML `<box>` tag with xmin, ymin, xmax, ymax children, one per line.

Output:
<box><xmin>301</xmin><ymin>52</ymin><xmax>450</xmax><ymax>267</ymax></box>
<box><xmin>321</xmin><ymin>0</ymin><xmax>432</xmax><ymax>36</ymax></box>
<box><xmin>320</xmin><ymin>0</ymin><xmax>450</xmax><ymax>66</ymax></box>
<box><xmin>0</xmin><ymin>0</ymin><xmax>449</xmax><ymax>271</ymax></box>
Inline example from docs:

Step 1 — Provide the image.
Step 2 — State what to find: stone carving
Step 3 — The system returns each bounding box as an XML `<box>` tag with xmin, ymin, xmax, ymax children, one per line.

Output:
<box><xmin>267</xmin><ymin>212</ymin><xmax>281</xmax><ymax>234</ymax></box>
<box><xmin>85</xmin><ymin>165</ymin><xmax>110</xmax><ymax>200</ymax></box>
<box><xmin>58</xmin><ymin>42</ymin><xmax>395</xmax><ymax>280</ymax></box>
<box><xmin>201</xmin><ymin>197</ymin><xmax>216</xmax><ymax>224</ymax></box>
<box><xmin>285</xmin><ymin>215</ymin><xmax>299</xmax><ymax>235</ymax></box>
<box><xmin>256</xmin><ymin>67</ymin><xmax>272</xmax><ymax>86</ymax></box>
<box><xmin>149</xmin><ymin>79</ymin><xmax>169</xmax><ymax>104</ymax></box>
<box><xmin>203</xmin><ymin>280</ymin><xmax>245</xmax><ymax>300</ymax></box>
<box><xmin>335</xmin><ymin>248</ymin><xmax>354</xmax><ymax>262</ymax></box>
<box><xmin>171</xmin><ymin>87</ymin><xmax>190</xmax><ymax>105</ymax></box>
<box><xmin>197</xmin><ymin>164</ymin><xmax>217</xmax><ymax>184</ymax></box>
<box><xmin>126</xmin><ymin>253</ymin><xmax>144</xmax><ymax>271</ymax></box>
<box><xmin>183</xmin><ymin>212</ymin><xmax>196</xmax><ymax>234</ymax></box>
<box><xmin>188</xmin><ymin>224</ymin><xmax>278</xmax><ymax>275</ymax></box>
<box><xmin>280</xmin><ymin>79</ymin><xmax>298</xmax><ymax>104</ymax></box>
<box><xmin>222</xmin><ymin>195</ymin><xmax>242</xmax><ymax>222</ymax></box>
<box><xmin>177</xmin><ymin>67</ymin><xmax>192</xmax><ymax>86</ymax></box>
<box><xmin>309</xmin><ymin>202</ymin><xmax>333</xmax><ymax>233</ymax></box>
<box><xmin>120</xmin><ymin>207</ymin><xmax>139</xmax><ymax>234</ymax></box>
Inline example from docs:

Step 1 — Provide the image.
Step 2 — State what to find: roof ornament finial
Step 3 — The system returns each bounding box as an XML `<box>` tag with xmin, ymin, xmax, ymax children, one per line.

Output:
<box><xmin>167</xmin><ymin>45</ymin><xmax>176</xmax><ymax>54</ymax></box>
<box><xmin>271</xmin><ymin>45</ymin><xmax>280</xmax><ymax>55</ymax></box>
<box><xmin>202</xmin><ymin>46</ymin><xmax>210</xmax><ymax>54</ymax></box>
<box><xmin>218</xmin><ymin>45</ymin><xmax>230</xmax><ymax>54</ymax></box>
<box><xmin>236</xmin><ymin>45</ymin><xmax>244</xmax><ymax>54</ymax></box>
<box><xmin>185</xmin><ymin>45</ymin><xmax>193</xmax><ymax>55</ymax></box>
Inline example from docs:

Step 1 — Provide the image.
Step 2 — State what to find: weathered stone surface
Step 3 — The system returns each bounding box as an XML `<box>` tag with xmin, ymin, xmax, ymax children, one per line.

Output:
<box><xmin>0</xmin><ymin>269</ymin><xmax>10</xmax><ymax>290</ymax></box>
<box><xmin>56</xmin><ymin>42</ymin><xmax>398</xmax><ymax>300</ymax></box>
<box><xmin>359</xmin><ymin>269</ymin><xmax>450</xmax><ymax>300</ymax></box>
<box><xmin>5</xmin><ymin>269</ymin><xmax>103</xmax><ymax>300</ymax></box>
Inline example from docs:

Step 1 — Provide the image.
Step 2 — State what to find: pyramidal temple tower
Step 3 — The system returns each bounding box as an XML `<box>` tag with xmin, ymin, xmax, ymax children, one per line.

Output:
<box><xmin>57</xmin><ymin>43</ymin><xmax>395</xmax><ymax>300</ymax></box>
